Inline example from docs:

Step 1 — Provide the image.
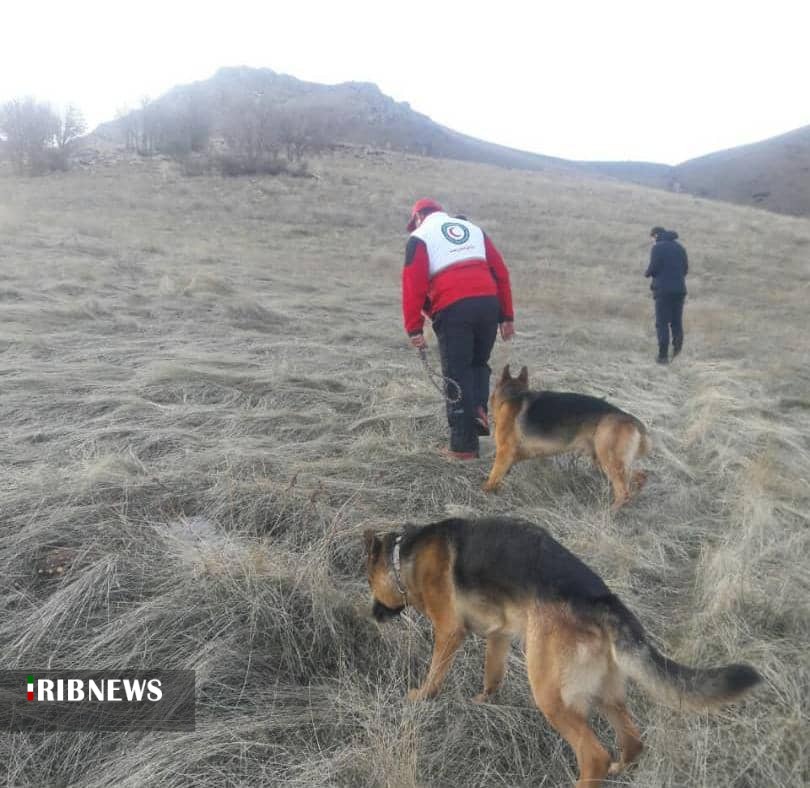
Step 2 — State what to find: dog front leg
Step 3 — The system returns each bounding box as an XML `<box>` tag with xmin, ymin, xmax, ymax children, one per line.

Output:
<box><xmin>473</xmin><ymin>633</ymin><xmax>511</xmax><ymax>702</ymax></box>
<box><xmin>408</xmin><ymin>627</ymin><xmax>466</xmax><ymax>701</ymax></box>
<box><xmin>482</xmin><ymin>448</ymin><xmax>516</xmax><ymax>492</ymax></box>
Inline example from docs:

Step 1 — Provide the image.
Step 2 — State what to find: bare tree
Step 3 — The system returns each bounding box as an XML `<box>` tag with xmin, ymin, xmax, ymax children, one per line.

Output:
<box><xmin>56</xmin><ymin>104</ymin><xmax>86</xmax><ymax>151</ymax></box>
<box><xmin>184</xmin><ymin>97</ymin><xmax>212</xmax><ymax>153</ymax></box>
<box><xmin>277</xmin><ymin>107</ymin><xmax>307</xmax><ymax>162</ymax></box>
<box><xmin>137</xmin><ymin>96</ymin><xmax>157</xmax><ymax>156</ymax></box>
<box><xmin>118</xmin><ymin>95</ymin><xmax>212</xmax><ymax>160</ymax></box>
<box><xmin>221</xmin><ymin>93</ymin><xmax>281</xmax><ymax>165</ymax></box>
<box><xmin>154</xmin><ymin>96</ymin><xmax>212</xmax><ymax>157</ymax></box>
<box><xmin>0</xmin><ymin>97</ymin><xmax>60</xmax><ymax>174</ymax></box>
<box><xmin>277</xmin><ymin>105</ymin><xmax>330</xmax><ymax>162</ymax></box>
<box><xmin>116</xmin><ymin>105</ymin><xmax>139</xmax><ymax>151</ymax></box>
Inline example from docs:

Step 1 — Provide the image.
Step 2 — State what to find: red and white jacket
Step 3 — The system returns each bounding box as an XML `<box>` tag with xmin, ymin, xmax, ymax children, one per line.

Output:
<box><xmin>401</xmin><ymin>212</ymin><xmax>514</xmax><ymax>336</ymax></box>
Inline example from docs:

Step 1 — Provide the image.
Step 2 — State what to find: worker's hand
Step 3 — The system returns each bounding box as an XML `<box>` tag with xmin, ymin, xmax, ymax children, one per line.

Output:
<box><xmin>409</xmin><ymin>333</ymin><xmax>427</xmax><ymax>349</ymax></box>
<box><xmin>500</xmin><ymin>321</ymin><xmax>515</xmax><ymax>341</ymax></box>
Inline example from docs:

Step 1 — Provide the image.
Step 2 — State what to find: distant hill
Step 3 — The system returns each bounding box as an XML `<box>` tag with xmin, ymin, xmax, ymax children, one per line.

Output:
<box><xmin>92</xmin><ymin>67</ymin><xmax>810</xmax><ymax>217</ymax></box>
<box><xmin>93</xmin><ymin>66</ymin><xmax>580</xmax><ymax>175</ymax></box>
<box><xmin>671</xmin><ymin>125</ymin><xmax>810</xmax><ymax>217</ymax></box>
<box><xmin>580</xmin><ymin>160</ymin><xmax>675</xmax><ymax>190</ymax></box>
<box><xmin>569</xmin><ymin>127</ymin><xmax>810</xmax><ymax>216</ymax></box>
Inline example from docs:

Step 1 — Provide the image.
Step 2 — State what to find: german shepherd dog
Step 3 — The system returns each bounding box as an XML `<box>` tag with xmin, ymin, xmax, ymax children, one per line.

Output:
<box><xmin>364</xmin><ymin>517</ymin><xmax>760</xmax><ymax>788</ymax></box>
<box><xmin>484</xmin><ymin>366</ymin><xmax>650</xmax><ymax>510</ymax></box>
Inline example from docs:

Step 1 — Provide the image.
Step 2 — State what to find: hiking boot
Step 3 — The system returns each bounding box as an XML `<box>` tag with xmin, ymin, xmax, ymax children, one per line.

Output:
<box><xmin>656</xmin><ymin>355</ymin><xmax>668</xmax><ymax>365</ymax></box>
<box><xmin>474</xmin><ymin>406</ymin><xmax>490</xmax><ymax>436</ymax></box>
<box><xmin>438</xmin><ymin>447</ymin><xmax>479</xmax><ymax>461</ymax></box>
<box><xmin>672</xmin><ymin>339</ymin><xmax>683</xmax><ymax>358</ymax></box>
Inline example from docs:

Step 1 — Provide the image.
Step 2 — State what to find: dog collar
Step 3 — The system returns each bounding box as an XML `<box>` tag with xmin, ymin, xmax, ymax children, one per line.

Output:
<box><xmin>391</xmin><ymin>535</ymin><xmax>407</xmax><ymax>598</ymax></box>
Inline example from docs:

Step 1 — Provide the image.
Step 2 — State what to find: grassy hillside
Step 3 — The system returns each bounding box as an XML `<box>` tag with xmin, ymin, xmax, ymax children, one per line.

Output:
<box><xmin>673</xmin><ymin>125</ymin><xmax>810</xmax><ymax>217</ymax></box>
<box><xmin>0</xmin><ymin>150</ymin><xmax>808</xmax><ymax>786</ymax></box>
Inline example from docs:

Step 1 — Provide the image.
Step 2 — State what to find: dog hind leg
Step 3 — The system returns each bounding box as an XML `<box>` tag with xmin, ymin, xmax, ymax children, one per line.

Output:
<box><xmin>631</xmin><ymin>469</ymin><xmax>648</xmax><ymax>494</ymax></box>
<box><xmin>597</xmin><ymin>665</ymin><xmax>643</xmax><ymax>775</ymax></box>
<box><xmin>594</xmin><ymin>422</ymin><xmax>631</xmax><ymax>511</ymax></box>
<box><xmin>526</xmin><ymin>612</ymin><xmax>611</xmax><ymax>787</ymax></box>
<box><xmin>624</xmin><ymin>427</ymin><xmax>648</xmax><ymax>500</ymax></box>
<box><xmin>599</xmin><ymin>699</ymin><xmax>643</xmax><ymax>774</ymax></box>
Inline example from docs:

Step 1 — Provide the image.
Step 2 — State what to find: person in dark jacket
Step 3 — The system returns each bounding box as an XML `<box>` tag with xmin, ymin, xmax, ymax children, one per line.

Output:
<box><xmin>645</xmin><ymin>226</ymin><xmax>688</xmax><ymax>364</ymax></box>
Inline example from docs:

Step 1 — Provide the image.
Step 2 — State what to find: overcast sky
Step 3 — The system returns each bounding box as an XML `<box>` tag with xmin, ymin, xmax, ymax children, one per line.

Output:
<box><xmin>2</xmin><ymin>0</ymin><xmax>807</xmax><ymax>164</ymax></box>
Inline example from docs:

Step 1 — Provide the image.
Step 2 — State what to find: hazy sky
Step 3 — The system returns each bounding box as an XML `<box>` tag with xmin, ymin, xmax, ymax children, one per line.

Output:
<box><xmin>2</xmin><ymin>1</ymin><xmax>807</xmax><ymax>164</ymax></box>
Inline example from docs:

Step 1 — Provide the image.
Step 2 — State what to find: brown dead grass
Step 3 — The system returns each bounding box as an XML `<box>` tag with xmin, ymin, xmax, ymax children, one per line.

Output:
<box><xmin>0</xmin><ymin>149</ymin><xmax>808</xmax><ymax>786</ymax></box>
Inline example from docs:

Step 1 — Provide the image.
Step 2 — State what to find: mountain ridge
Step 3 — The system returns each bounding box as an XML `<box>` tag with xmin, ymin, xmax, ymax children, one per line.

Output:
<box><xmin>92</xmin><ymin>66</ymin><xmax>810</xmax><ymax>216</ymax></box>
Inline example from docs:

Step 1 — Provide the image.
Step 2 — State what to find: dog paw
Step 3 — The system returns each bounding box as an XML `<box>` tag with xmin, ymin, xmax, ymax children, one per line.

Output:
<box><xmin>471</xmin><ymin>692</ymin><xmax>491</xmax><ymax>704</ymax></box>
<box><xmin>481</xmin><ymin>482</ymin><xmax>499</xmax><ymax>493</ymax></box>
<box><xmin>608</xmin><ymin>761</ymin><xmax>623</xmax><ymax>776</ymax></box>
<box><xmin>610</xmin><ymin>496</ymin><xmax>630</xmax><ymax>513</ymax></box>
<box><xmin>408</xmin><ymin>686</ymin><xmax>439</xmax><ymax>702</ymax></box>
<box><xmin>632</xmin><ymin>470</ymin><xmax>649</xmax><ymax>490</ymax></box>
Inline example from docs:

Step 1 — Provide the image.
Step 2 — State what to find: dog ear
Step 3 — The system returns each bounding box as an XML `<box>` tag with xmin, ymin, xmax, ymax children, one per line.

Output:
<box><xmin>517</xmin><ymin>366</ymin><xmax>529</xmax><ymax>385</ymax></box>
<box><xmin>500</xmin><ymin>364</ymin><xmax>512</xmax><ymax>382</ymax></box>
<box><xmin>363</xmin><ymin>529</ymin><xmax>380</xmax><ymax>557</ymax></box>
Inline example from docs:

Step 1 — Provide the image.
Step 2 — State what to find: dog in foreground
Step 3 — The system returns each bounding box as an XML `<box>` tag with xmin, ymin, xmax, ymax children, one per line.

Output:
<box><xmin>364</xmin><ymin>517</ymin><xmax>760</xmax><ymax>787</ymax></box>
<box><xmin>484</xmin><ymin>366</ymin><xmax>650</xmax><ymax>510</ymax></box>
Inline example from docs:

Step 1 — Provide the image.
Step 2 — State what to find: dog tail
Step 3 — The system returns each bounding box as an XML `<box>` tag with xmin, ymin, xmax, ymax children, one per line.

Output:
<box><xmin>626</xmin><ymin>416</ymin><xmax>651</xmax><ymax>457</ymax></box>
<box><xmin>637</xmin><ymin>424</ymin><xmax>651</xmax><ymax>457</ymax></box>
<box><xmin>598</xmin><ymin>595</ymin><xmax>761</xmax><ymax>710</ymax></box>
<box><xmin>611</xmin><ymin>411</ymin><xmax>651</xmax><ymax>458</ymax></box>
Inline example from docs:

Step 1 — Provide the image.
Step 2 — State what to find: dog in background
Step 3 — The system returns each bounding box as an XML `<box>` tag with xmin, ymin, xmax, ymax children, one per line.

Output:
<box><xmin>484</xmin><ymin>365</ymin><xmax>650</xmax><ymax>510</ymax></box>
<box><xmin>364</xmin><ymin>517</ymin><xmax>760</xmax><ymax>787</ymax></box>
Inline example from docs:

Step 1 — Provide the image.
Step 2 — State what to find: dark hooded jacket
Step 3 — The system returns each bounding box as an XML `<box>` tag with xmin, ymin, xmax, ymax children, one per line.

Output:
<box><xmin>645</xmin><ymin>230</ymin><xmax>688</xmax><ymax>295</ymax></box>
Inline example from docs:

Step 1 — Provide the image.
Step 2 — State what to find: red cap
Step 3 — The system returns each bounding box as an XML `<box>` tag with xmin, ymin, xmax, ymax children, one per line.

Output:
<box><xmin>406</xmin><ymin>198</ymin><xmax>443</xmax><ymax>232</ymax></box>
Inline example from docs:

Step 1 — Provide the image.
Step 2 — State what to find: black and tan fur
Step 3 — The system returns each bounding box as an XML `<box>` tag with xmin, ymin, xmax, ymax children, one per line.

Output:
<box><xmin>364</xmin><ymin>517</ymin><xmax>760</xmax><ymax>788</ymax></box>
<box><xmin>484</xmin><ymin>365</ymin><xmax>650</xmax><ymax>510</ymax></box>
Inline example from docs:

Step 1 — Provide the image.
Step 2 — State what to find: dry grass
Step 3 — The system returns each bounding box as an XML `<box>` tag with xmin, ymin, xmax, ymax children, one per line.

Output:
<box><xmin>0</xmin><ymin>150</ymin><xmax>808</xmax><ymax>786</ymax></box>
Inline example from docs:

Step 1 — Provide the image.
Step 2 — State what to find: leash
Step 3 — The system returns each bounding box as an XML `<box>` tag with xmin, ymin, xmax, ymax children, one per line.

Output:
<box><xmin>491</xmin><ymin>329</ymin><xmax>515</xmax><ymax>375</ymax></box>
<box><xmin>391</xmin><ymin>534</ymin><xmax>414</xmax><ymax>700</ymax></box>
<box><xmin>391</xmin><ymin>533</ymin><xmax>415</xmax><ymax>697</ymax></box>
<box><xmin>391</xmin><ymin>534</ymin><xmax>407</xmax><ymax>600</ymax></box>
<box><xmin>417</xmin><ymin>347</ymin><xmax>462</xmax><ymax>404</ymax></box>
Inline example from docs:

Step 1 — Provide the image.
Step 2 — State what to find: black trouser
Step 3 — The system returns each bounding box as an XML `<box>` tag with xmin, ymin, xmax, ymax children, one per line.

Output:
<box><xmin>432</xmin><ymin>295</ymin><xmax>500</xmax><ymax>453</ymax></box>
<box><xmin>654</xmin><ymin>293</ymin><xmax>685</xmax><ymax>356</ymax></box>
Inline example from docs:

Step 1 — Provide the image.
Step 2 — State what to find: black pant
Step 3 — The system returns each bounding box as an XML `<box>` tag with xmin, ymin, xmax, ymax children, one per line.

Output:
<box><xmin>654</xmin><ymin>293</ymin><xmax>685</xmax><ymax>356</ymax></box>
<box><xmin>432</xmin><ymin>296</ymin><xmax>500</xmax><ymax>453</ymax></box>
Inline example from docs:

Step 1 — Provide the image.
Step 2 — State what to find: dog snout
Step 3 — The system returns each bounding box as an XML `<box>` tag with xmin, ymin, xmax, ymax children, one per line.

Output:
<box><xmin>372</xmin><ymin>598</ymin><xmax>403</xmax><ymax>622</ymax></box>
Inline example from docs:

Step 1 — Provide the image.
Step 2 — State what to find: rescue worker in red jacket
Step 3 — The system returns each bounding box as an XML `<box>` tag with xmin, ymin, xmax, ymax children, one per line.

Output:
<box><xmin>402</xmin><ymin>198</ymin><xmax>515</xmax><ymax>459</ymax></box>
